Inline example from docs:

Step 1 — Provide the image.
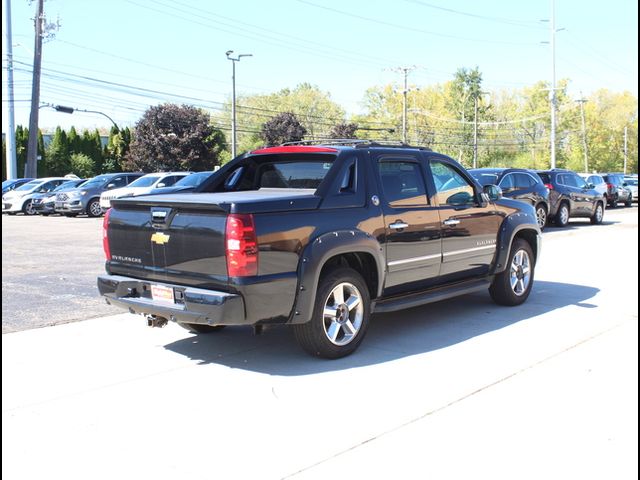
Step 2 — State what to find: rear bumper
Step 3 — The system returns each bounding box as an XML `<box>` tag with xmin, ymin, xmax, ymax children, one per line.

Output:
<box><xmin>97</xmin><ymin>275</ymin><xmax>246</xmax><ymax>326</ymax></box>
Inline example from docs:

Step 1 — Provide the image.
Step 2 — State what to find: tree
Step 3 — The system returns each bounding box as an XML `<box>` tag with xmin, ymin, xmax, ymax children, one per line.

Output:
<box><xmin>329</xmin><ymin>123</ymin><xmax>358</xmax><ymax>139</ymax></box>
<box><xmin>69</xmin><ymin>152</ymin><xmax>95</xmax><ymax>178</ymax></box>
<box><xmin>125</xmin><ymin>103</ymin><xmax>226</xmax><ymax>172</ymax></box>
<box><xmin>261</xmin><ymin>112</ymin><xmax>307</xmax><ymax>146</ymax></box>
<box><xmin>44</xmin><ymin>127</ymin><xmax>70</xmax><ymax>176</ymax></box>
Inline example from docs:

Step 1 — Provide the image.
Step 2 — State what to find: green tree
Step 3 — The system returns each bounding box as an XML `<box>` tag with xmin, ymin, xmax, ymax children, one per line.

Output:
<box><xmin>329</xmin><ymin>123</ymin><xmax>359</xmax><ymax>139</ymax></box>
<box><xmin>125</xmin><ymin>103</ymin><xmax>226</xmax><ymax>172</ymax></box>
<box><xmin>44</xmin><ymin>127</ymin><xmax>70</xmax><ymax>176</ymax></box>
<box><xmin>69</xmin><ymin>152</ymin><xmax>95</xmax><ymax>178</ymax></box>
<box><xmin>261</xmin><ymin>112</ymin><xmax>307</xmax><ymax>146</ymax></box>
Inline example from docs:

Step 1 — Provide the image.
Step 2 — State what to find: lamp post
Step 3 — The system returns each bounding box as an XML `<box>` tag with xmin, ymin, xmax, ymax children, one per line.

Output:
<box><xmin>473</xmin><ymin>91</ymin><xmax>490</xmax><ymax>169</ymax></box>
<box><xmin>226</xmin><ymin>50</ymin><xmax>252</xmax><ymax>159</ymax></box>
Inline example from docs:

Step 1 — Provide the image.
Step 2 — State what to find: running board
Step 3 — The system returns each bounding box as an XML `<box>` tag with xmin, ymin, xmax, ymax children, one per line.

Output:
<box><xmin>372</xmin><ymin>278</ymin><xmax>493</xmax><ymax>314</ymax></box>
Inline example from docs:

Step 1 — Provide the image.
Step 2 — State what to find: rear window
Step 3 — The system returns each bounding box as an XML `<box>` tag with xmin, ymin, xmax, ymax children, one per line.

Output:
<box><xmin>537</xmin><ymin>172</ymin><xmax>551</xmax><ymax>183</ymax></box>
<box><xmin>211</xmin><ymin>154</ymin><xmax>336</xmax><ymax>192</ymax></box>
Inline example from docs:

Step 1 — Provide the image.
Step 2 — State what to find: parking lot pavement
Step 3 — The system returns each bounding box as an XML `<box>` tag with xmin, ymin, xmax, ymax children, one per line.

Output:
<box><xmin>2</xmin><ymin>207</ymin><xmax>638</xmax><ymax>479</ymax></box>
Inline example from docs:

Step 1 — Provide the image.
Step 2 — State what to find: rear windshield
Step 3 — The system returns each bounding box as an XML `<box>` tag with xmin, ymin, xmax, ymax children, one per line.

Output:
<box><xmin>208</xmin><ymin>154</ymin><xmax>336</xmax><ymax>192</ymax></box>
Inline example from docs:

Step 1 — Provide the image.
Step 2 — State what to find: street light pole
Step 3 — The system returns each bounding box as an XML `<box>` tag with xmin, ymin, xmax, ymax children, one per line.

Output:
<box><xmin>226</xmin><ymin>50</ymin><xmax>252</xmax><ymax>158</ymax></box>
<box><xmin>576</xmin><ymin>94</ymin><xmax>588</xmax><ymax>173</ymax></box>
<box><xmin>40</xmin><ymin>103</ymin><xmax>119</xmax><ymax>130</ymax></box>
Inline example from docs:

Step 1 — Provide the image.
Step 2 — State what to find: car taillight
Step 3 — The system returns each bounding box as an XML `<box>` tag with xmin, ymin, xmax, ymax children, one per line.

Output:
<box><xmin>225</xmin><ymin>213</ymin><xmax>258</xmax><ymax>277</ymax></box>
<box><xmin>544</xmin><ymin>183</ymin><xmax>554</xmax><ymax>190</ymax></box>
<box><xmin>103</xmin><ymin>208</ymin><xmax>111</xmax><ymax>261</ymax></box>
<box><xmin>606</xmin><ymin>183</ymin><xmax>615</xmax><ymax>191</ymax></box>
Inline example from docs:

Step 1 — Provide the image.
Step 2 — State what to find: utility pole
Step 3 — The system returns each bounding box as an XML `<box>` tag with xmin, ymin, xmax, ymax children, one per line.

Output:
<box><xmin>576</xmin><ymin>94</ymin><xmax>588</xmax><ymax>172</ymax></box>
<box><xmin>226</xmin><ymin>50</ymin><xmax>252</xmax><ymax>159</ymax></box>
<box><xmin>549</xmin><ymin>0</ymin><xmax>557</xmax><ymax>169</ymax></box>
<box><xmin>25</xmin><ymin>0</ymin><xmax>44</xmax><ymax>178</ymax></box>
<box><xmin>473</xmin><ymin>96</ymin><xmax>479</xmax><ymax>169</ymax></box>
<box><xmin>389</xmin><ymin>66</ymin><xmax>416</xmax><ymax>144</ymax></box>
<box><xmin>4</xmin><ymin>0</ymin><xmax>17</xmax><ymax>180</ymax></box>
<box><xmin>623</xmin><ymin>126</ymin><xmax>628</xmax><ymax>174</ymax></box>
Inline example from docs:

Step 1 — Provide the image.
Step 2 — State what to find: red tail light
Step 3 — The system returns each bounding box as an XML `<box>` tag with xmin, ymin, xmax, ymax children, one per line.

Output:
<box><xmin>225</xmin><ymin>214</ymin><xmax>258</xmax><ymax>277</ymax></box>
<box><xmin>606</xmin><ymin>183</ymin><xmax>615</xmax><ymax>191</ymax></box>
<box><xmin>103</xmin><ymin>208</ymin><xmax>112</xmax><ymax>261</ymax></box>
<box><xmin>544</xmin><ymin>183</ymin><xmax>554</xmax><ymax>190</ymax></box>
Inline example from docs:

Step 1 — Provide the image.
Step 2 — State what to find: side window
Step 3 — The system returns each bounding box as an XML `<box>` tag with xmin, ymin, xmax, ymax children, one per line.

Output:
<box><xmin>126</xmin><ymin>175</ymin><xmax>140</xmax><ymax>185</ymax></box>
<box><xmin>160</xmin><ymin>176</ymin><xmax>180</xmax><ymax>187</ymax></box>
<box><xmin>378</xmin><ymin>160</ymin><xmax>427</xmax><ymax>207</ymax></box>
<box><xmin>499</xmin><ymin>174</ymin><xmax>515</xmax><ymax>191</ymax></box>
<box><xmin>573</xmin><ymin>174</ymin><xmax>587</xmax><ymax>188</ymax></box>
<box><xmin>429</xmin><ymin>161</ymin><xmax>476</xmax><ymax>206</ymax></box>
<box><xmin>40</xmin><ymin>181</ymin><xmax>54</xmax><ymax>192</ymax></box>
<box><xmin>109</xmin><ymin>176</ymin><xmax>127</xmax><ymax>189</ymax></box>
<box><xmin>516</xmin><ymin>173</ymin><xmax>536</xmax><ymax>188</ymax></box>
<box><xmin>557</xmin><ymin>174</ymin><xmax>569</xmax><ymax>186</ymax></box>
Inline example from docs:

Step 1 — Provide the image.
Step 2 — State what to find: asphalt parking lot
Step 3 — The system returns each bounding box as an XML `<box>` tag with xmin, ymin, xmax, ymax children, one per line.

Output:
<box><xmin>2</xmin><ymin>207</ymin><xmax>638</xmax><ymax>479</ymax></box>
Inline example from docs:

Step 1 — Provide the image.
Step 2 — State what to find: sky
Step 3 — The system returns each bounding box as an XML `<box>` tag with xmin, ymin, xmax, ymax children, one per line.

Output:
<box><xmin>2</xmin><ymin>0</ymin><xmax>638</xmax><ymax>133</ymax></box>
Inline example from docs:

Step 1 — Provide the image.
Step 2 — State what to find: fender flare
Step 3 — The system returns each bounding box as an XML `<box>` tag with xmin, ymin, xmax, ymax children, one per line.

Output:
<box><xmin>290</xmin><ymin>230</ymin><xmax>385</xmax><ymax>324</ymax></box>
<box><xmin>493</xmin><ymin>212</ymin><xmax>541</xmax><ymax>274</ymax></box>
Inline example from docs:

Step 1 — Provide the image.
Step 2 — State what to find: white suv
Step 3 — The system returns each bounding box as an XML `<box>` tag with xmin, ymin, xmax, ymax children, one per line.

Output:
<box><xmin>100</xmin><ymin>172</ymin><xmax>191</xmax><ymax>212</ymax></box>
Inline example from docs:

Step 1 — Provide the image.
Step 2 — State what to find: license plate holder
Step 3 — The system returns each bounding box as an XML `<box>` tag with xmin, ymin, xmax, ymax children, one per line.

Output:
<box><xmin>151</xmin><ymin>284</ymin><xmax>175</xmax><ymax>304</ymax></box>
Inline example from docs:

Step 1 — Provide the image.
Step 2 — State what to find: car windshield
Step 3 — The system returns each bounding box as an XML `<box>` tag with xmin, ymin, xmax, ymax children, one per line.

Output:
<box><xmin>625</xmin><ymin>178</ymin><xmax>637</xmax><ymax>186</ymax></box>
<box><xmin>471</xmin><ymin>173</ymin><xmax>499</xmax><ymax>186</ymax></box>
<box><xmin>128</xmin><ymin>175</ymin><xmax>162</xmax><ymax>188</ymax></box>
<box><xmin>174</xmin><ymin>172</ymin><xmax>212</xmax><ymax>187</ymax></box>
<box><xmin>14</xmin><ymin>180</ymin><xmax>43</xmax><ymax>192</ymax></box>
<box><xmin>81</xmin><ymin>174</ymin><xmax>114</xmax><ymax>188</ymax></box>
<box><xmin>2</xmin><ymin>180</ymin><xmax>19</xmax><ymax>188</ymax></box>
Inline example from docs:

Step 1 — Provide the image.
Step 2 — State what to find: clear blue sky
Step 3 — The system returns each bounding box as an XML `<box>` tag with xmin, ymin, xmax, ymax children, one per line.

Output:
<box><xmin>2</xmin><ymin>0</ymin><xmax>638</xmax><ymax>132</ymax></box>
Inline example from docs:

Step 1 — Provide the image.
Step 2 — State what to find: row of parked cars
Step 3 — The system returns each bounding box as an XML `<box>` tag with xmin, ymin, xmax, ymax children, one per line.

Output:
<box><xmin>470</xmin><ymin>169</ymin><xmax>636</xmax><ymax>230</ymax></box>
<box><xmin>2</xmin><ymin>168</ymin><xmax>637</xmax><ymax>229</ymax></box>
<box><xmin>1</xmin><ymin>171</ymin><xmax>214</xmax><ymax>217</ymax></box>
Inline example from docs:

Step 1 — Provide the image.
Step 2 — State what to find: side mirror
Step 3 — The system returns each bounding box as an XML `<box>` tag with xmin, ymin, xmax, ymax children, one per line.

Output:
<box><xmin>622</xmin><ymin>182</ymin><xmax>628</xmax><ymax>187</ymax></box>
<box><xmin>483</xmin><ymin>184</ymin><xmax>503</xmax><ymax>201</ymax></box>
<box><xmin>106</xmin><ymin>183</ymin><xmax>116</xmax><ymax>189</ymax></box>
<box><xmin>156</xmin><ymin>183</ymin><xmax>165</xmax><ymax>188</ymax></box>
<box><xmin>586</xmin><ymin>183</ymin><xmax>595</xmax><ymax>189</ymax></box>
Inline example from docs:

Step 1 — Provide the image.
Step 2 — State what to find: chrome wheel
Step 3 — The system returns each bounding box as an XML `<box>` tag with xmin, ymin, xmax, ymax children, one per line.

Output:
<box><xmin>595</xmin><ymin>204</ymin><xmax>603</xmax><ymax>222</ymax></box>
<box><xmin>322</xmin><ymin>282</ymin><xmax>363</xmax><ymax>346</ymax></box>
<box><xmin>509</xmin><ymin>249</ymin><xmax>531</xmax><ymax>297</ymax></box>
<box><xmin>23</xmin><ymin>200</ymin><xmax>36</xmax><ymax>215</ymax></box>
<box><xmin>535</xmin><ymin>205</ymin><xmax>547</xmax><ymax>229</ymax></box>
<box><xmin>558</xmin><ymin>204</ymin><xmax>569</xmax><ymax>226</ymax></box>
<box><xmin>88</xmin><ymin>200</ymin><xmax>102</xmax><ymax>217</ymax></box>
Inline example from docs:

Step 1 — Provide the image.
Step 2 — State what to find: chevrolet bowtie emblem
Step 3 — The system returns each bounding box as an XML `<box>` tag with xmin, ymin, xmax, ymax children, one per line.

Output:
<box><xmin>151</xmin><ymin>232</ymin><xmax>170</xmax><ymax>245</ymax></box>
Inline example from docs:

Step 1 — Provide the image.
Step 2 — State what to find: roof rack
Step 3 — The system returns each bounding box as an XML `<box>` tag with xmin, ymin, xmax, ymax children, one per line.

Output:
<box><xmin>280</xmin><ymin>139</ymin><xmax>431</xmax><ymax>151</ymax></box>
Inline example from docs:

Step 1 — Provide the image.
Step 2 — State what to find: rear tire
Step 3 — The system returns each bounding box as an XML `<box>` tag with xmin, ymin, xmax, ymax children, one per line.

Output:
<box><xmin>554</xmin><ymin>203</ymin><xmax>570</xmax><ymax>227</ymax></box>
<box><xmin>177</xmin><ymin>323</ymin><xmax>226</xmax><ymax>334</ymax></box>
<box><xmin>489</xmin><ymin>238</ymin><xmax>535</xmax><ymax>306</ymax></box>
<box><xmin>625</xmin><ymin>196</ymin><xmax>632</xmax><ymax>207</ymax></box>
<box><xmin>294</xmin><ymin>267</ymin><xmax>370</xmax><ymax>359</ymax></box>
<box><xmin>535</xmin><ymin>204</ymin><xmax>547</xmax><ymax>230</ymax></box>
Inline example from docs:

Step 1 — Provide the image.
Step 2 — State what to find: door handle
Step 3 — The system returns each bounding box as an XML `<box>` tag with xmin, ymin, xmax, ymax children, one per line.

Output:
<box><xmin>443</xmin><ymin>219</ymin><xmax>460</xmax><ymax>226</ymax></box>
<box><xmin>389</xmin><ymin>221</ymin><xmax>409</xmax><ymax>230</ymax></box>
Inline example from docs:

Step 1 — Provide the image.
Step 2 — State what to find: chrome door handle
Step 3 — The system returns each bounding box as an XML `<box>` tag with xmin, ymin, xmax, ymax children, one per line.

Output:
<box><xmin>389</xmin><ymin>221</ymin><xmax>409</xmax><ymax>230</ymax></box>
<box><xmin>443</xmin><ymin>219</ymin><xmax>460</xmax><ymax>226</ymax></box>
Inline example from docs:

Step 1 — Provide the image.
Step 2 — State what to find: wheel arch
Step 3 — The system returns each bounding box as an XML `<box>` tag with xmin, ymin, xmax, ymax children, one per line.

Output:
<box><xmin>492</xmin><ymin>213</ymin><xmax>541</xmax><ymax>275</ymax></box>
<box><xmin>290</xmin><ymin>230</ymin><xmax>384</xmax><ymax>324</ymax></box>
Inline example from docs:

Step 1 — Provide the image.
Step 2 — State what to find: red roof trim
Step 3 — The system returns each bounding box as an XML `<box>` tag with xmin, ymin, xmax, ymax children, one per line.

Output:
<box><xmin>251</xmin><ymin>146</ymin><xmax>338</xmax><ymax>154</ymax></box>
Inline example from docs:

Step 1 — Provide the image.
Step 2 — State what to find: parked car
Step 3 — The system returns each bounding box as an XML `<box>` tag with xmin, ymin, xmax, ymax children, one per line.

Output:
<box><xmin>623</xmin><ymin>176</ymin><xmax>638</xmax><ymax>202</ymax></box>
<box><xmin>141</xmin><ymin>171</ymin><xmax>215</xmax><ymax>196</ymax></box>
<box><xmin>55</xmin><ymin>172</ymin><xmax>144</xmax><ymax>217</ymax></box>
<box><xmin>31</xmin><ymin>179</ymin><xmax>87</xmax><ymax>215</ymax></box>
<box><xmin>469</xmin><ymin>168</ymin><xmax>550</xmax><ymax>229</ymax></box>
<box><xmin>536</xmin><ymin>169</ymin><xmax>605</xmax><ymax>227</ymax></box>
<box><xmin>99</xmin><ymin>172</ymin><xmax>192</xmax><ymax>213</ymax></box>
<box><xmin>2</xmin><ymin>178</ymin><xmax>34</xmax><ymax>195</ymax></box>
<box><xmin>601</xmin><ymin>173</ymin><xmax>633</xmax><ymax>208</ymax></box>
<box><xmin>99</xmin><ymin>142</ymin><xmax>542</xmax><ymax>359</ymax></box>
<box><xmin>2</xmin><ymin>177</ymin><xmax>71</xmax><ymax>215</ymax></box>
<box><xmin>577</xmin><ymin>173</ymin><xmax>608</xmax><ymax>206</ymax></box>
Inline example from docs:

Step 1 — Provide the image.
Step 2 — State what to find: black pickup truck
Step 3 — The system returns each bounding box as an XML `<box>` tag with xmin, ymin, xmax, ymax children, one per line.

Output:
<box><xmin>98</xmin><ymin>142</ymin><xmax>541</xmax><ymax>358</ymax></box>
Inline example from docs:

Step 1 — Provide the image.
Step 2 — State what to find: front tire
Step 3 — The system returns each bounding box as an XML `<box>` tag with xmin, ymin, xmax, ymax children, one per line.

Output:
<box><xmin>22</xmin><ymin>200</ymin><xmax>36</xmax><ymax>216</ymax></box>
<box><xmin>489</xmin><ymin>238</ymin><xmax>535</xmax><ymax>306</ymax></box>
<box><xmin>554</xmin><ymin>202</ymin><xmax>570</xmax><ymax>227</ymax></box>
<box><xmin>535</xmin><ymin>204</ymin><xmax>547</xmax><ymax>230</ymax></box>
<box><xmin>590</xmin><ymin>202</ymin><xmax>604</xmax><ymax>225</ymax></box>
<box><xmin>294</xmin><ymin>267</ymin><xmax>370</xmax><ymax>359</ymax></box>
<box><xmin>87</xmin><ymin>199</ymin><xmax>103</xmax><ymax>217</ymax></box>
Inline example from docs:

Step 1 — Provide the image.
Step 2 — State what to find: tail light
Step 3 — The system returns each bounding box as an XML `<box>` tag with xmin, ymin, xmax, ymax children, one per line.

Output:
<box><xmin>606</xmin><ymin>183</ymin><xmax>615</xmax><ymax>192</ymax></box>
<box><xmin>544</xmin><ymin>183</ymin><xmax>554</xmax><ymax>190</ymax></box>
<box><xmin>103</xmin><ymin>208</ymin><xmax>112</xmax><ymax>261</ymax></box>
<box><xmin>226</xmin><ymin>214</ymin><xmax>258</xmax><ymax>277</ymax></box>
